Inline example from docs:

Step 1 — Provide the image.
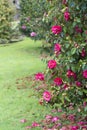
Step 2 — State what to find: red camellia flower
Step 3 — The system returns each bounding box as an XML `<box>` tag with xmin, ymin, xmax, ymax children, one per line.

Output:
<box><xmin>54</xmin><ymin>43</ymin><xmax>61</xmax><ymax>55</ymax></box>
<box><xmin>81</xmin><ymin>48</ymin><xmax>86</xmax><ymax>57</ymax></box>
<box><xmin>75</xmin><ymin>81</ymin><xmax>81</xmax><ymax>87</ymax></box>
<box><xmin>67</xmin><ymin>70</ymin><xmax>76</xmax><ymax>80</ymax></box>
<box><xmin>54</xmin><ymin>77</ymin><xmax>63</xmax><ymax>86</ymax></box>
<box><xmin>83</xmin><ymin>70</ymin><xmax>87</xmax><ymax>79</ymax></box>
<box><xmin>48</xmin><ymin>60</ymin><xmax>57</xmax><ymax>69</ymax></box>
<box><xmin>64</xmin><ymin>11</ymin><xmax>70</xmax><ymax>21</ymax></box>
<box><xmin>35</xmin><ymin>72</ymin><xmax>44</xmax><ymax>81</ymax></box>
<box><xmin>63</xmin><ymin>83</ymin><xmax>69</xmax><ymax>90</ymax></box>
<box><xmin>43</xmin><ymin>91</ymin><xmax>51</xmax><ymax>102</ymax></box>
<box><xmin>51</xmin><ymin>25</ymin><xmax>62</xmax><ymax>34</ymax></box>
<box><xmin>75</xmin><ymin>26</ymin><xmax>82</xmax><ymax>33</ymax></box>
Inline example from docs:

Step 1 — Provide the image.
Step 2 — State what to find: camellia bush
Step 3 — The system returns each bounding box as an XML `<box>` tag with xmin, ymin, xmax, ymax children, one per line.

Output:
<box><xmin>20</xmin><ymin>0</ymin><xmax>87</xmax><ymax>117</ymax></box>
<box><xmin>0</xmin><ymin>0</ymin><xmax>13</xmax><ymax>43</ymax></box>
<box><xmin>20</xmin><ymin>0</ymin><xmax>87</xmax><ymax>129</ymax></box>
<box><xmin>34</xmin><ymin>0</ymin><xmax>87</xmax><ymax>115</ymax></box>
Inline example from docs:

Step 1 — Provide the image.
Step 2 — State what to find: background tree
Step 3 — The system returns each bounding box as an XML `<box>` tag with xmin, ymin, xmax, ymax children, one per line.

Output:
<box><xmin>0</xmin><ymin>0</ymin><xmax>13</xmax><ymax>43</ymax></box>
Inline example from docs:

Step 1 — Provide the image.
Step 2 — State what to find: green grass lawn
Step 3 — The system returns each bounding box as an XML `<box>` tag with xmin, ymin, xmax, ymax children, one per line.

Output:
<box><xmin>0</xmin><ymin>38</ymin><xmax>50</xmax><ymax>130</ymax></box>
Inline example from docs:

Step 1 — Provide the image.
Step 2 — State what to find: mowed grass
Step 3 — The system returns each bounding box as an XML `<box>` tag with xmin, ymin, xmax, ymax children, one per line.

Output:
<box><xmin>0</xmin><ymin>38</ymin><xmax>49</xmax><ymax>130</ymax></box>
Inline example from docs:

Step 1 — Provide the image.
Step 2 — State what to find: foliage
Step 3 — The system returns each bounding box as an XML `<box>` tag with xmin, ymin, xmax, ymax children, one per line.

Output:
<box><xmin>33</xmin><ymin>0</ymin><xmax>87</xmax><ymax>114</ymax></box>
<box><xmin>0</xmin><ymin>0</ymin><xmax>13</xmax><ymax>42</ymax></box>
<box><xmin>20</xmin><ymin>0</ymin><xmax>87</xmax><ymax>127</ymax></box>
<box><xmin>20</xmin><ymin>0</ymin><xmax>51</xmax><ymax>40</ymax></box>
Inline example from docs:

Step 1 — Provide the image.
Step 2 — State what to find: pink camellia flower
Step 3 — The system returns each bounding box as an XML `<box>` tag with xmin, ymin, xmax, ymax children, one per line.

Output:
<box><xmin>75</xmin><ymin>26</ymin><xmax>82</xmax><ymax>33</ymax></box>
<box><xmin>43</xmin><ymin>91</ymin><xmax>51</xmax><ymax>102</ymax></box>
<box><xmin>83</xmin><ymin>70</ymin><xmax>87</xmax><ymax>79</ymax></box>
<box><xmin>32</xmin><ymin>122</ymin><xmax>40</xmax><ymax>127</ymax></box>
<box><xmin>51</xmin><ymin>116</ymin><xmax>59</xmax><ymax>122</ymax></box>
<box><xmin>51</xmin><ymin>25</ymin><xmax>62</xmax><ymax>34</ymax></box>
<box><xmin>21</xmin><ymin>25</ymin><xmax>26</xmax><ymax>30</ymax></box>
<box><xmin>20</xmin><ymin>119</ymin><xmax>27</xmax><ymax>123</ymax></box>
<box><xmin>64</xmin><ymin>12</ymin><xmax>70</xmax><ymax>21</ymax></box>
<box><xmin>54</xmin><ymin>77</ymin><xmax>63</xmax><ymax>86</ymax></box>
<box><xmin>67</xmin><ymin>70</ymin><xmax>77</xmax><ymax>80</ymax></box>
<box><xmin>75</xmin><ymin>81</ymin><xmax>81</xmax><ymax>87</ymax></box>
<box><xmin>71</xmin><ymin>126</ymin><xmax>79</xmax><ymax>130</ymax></box>
<box><xmin>35</xmin><ymin>72</ymin><xmax>44</xmax><ymax>81</ymax></box>
<box><xmin>81</xmin><ymin>48</ymin><xmax>86</xmax><ymax>57</ymax></box>
<box><xmin>48</xmin><ymin>60</ymin><xmax>57</xmax><ymax>69</ymax></box>
<box><xmin>30</xmin><ymin>32</ymin><xmax>37</xmax><ymax>37</ymax></box>
<box><xmin>54</xmin><ymin>43</ymin><xmax>61</xmax><ymax>55</ymax></box>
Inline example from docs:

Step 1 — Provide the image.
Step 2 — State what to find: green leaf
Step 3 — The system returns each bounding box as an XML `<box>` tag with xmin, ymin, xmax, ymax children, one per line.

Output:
<box><xmin>65</xmin><ymin>44</ymin><xmax>70</xmax><ymax>49</ymax></box>
<box><xmin>65</xmin><ymin>96</ymin><xmax>70</xmax><ymax>102</ymax></box>
<box><xmin>77</xmin><ymin>91</ymin><xmax>83</xmax><ymax>96</ymax></box>
<box><xmin>83</xmin><ymin>89</ymin><xmax>87</xmax><ymax>94</ymax></box>
<box><xmin>71</xmin><ymin>48</ymin><xmax>77</xmax><ymax>55</ymax></box>
<box><xmin>84</xmin><ymin>106</ymin><xmax>87</xmax><ymax>112</ymax></box>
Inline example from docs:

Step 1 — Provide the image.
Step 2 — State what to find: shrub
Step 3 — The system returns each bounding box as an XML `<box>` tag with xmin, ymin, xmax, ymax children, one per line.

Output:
<box><xmin>20</xmin><ymin>0</ymin><xmax>87</xmax><ymax>127</ymax></box>
<box><xmin>34</xmin><ymin>0</ymin><xmax>87</xmax><ymax>113</ymax></box>
<box><xmin>0</xmin><ymin>0</ymin><xmax>13</xmax><ymax>42</ymax></box>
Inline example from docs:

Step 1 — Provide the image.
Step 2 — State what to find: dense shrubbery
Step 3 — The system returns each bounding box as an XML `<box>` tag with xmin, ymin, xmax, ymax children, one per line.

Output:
<box><xmin>20</xmin><ymin>0</ymin><xmax>87</xmax><ymax>129</ymax></box>
<box><xmin>20</xmin><ymin>0</ymin><xmax>87</xmax><ymax>113</ymax></box>
<box><xmin>33</xmin><ymin>0</ymin><xmax>87</xmax><ymax>110</ymax></box>
<box><xmin>20</xmin><ymin>0</ymin><xmax>51</xmax><ymax>40</ymax></box>
<box><xmin>0</xmin><ymin>0</ymin><xmax>13</xmax><ymax>43</ymax></box>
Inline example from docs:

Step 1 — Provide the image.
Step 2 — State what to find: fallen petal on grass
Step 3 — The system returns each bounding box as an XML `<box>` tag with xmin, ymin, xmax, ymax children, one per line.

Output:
<box><xmin>20</xmin><ymin>119</ymin><xmax>27</xmax><ymax>123</ymax></box>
